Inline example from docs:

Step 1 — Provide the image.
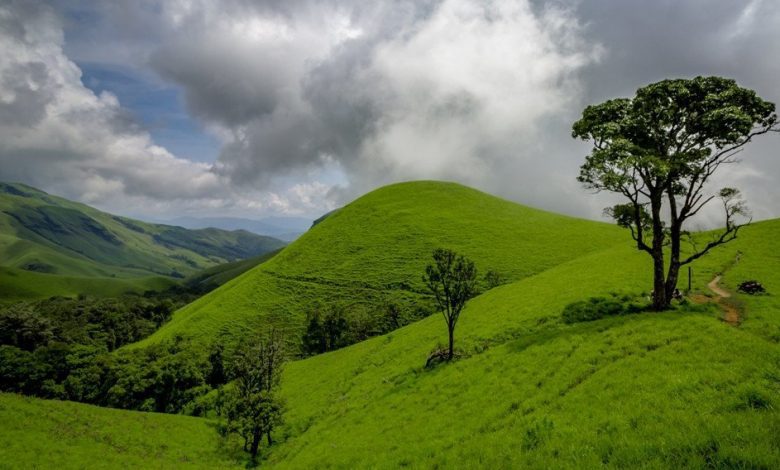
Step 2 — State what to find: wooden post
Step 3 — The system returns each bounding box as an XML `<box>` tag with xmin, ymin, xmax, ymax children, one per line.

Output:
<box><xmin>687</xmin><ymin>266</ymin><xmax>692</xmax><ymax>292</ymax></box>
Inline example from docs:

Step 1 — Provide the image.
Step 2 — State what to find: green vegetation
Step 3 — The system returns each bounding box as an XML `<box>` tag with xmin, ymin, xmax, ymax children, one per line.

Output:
<box><xmin>0</xmin><ymin>296</ymin><xmax>223</xmax><ymax>413</ymax></box>
<box><xmin>223</xmin><ymin>331</ymin><xmax>286</xmax><ymax>460</ymax></box>
<box><xmin>573</xmin><ymin>76</ymin><xmax>778</xmax><ymax>310</ymax></box>
<box><xmin>0</xmin><ymin>182</ymin><xmax>285</xmax><ymax>301</ymax></box>
<box><xmin>0</xmin><ymin>266</ymin><xmax>176</xmax><ymax>305</ymax></box>
<box><xmin>180</xmin><ymin>250</ymin><xmax>282</xmax><ymax>295</ymax></box>
<box><xmin>264</xmin><ymin>219</ymin><xmax>780</xmax><ymax>468</ymax></box>
<box><xmin>2</xmin><ymin>181</ymin><xmax>780</xmax><ymax>468</ymax></box>
<box><xmin>0</xmin><ymin>393</ymin><xmax>240</xmax><ymax>469</ymax></box>
<box><xmin>423</xmin><ymin>248</ymin><xmax>478</xmax><ymax>361</ymax></box>
<box><xmin>561</xmin><ymin>293</ymin><xmax>649</xmax><ymax>324</ymax></box>
<box><xmin>138</xmin><ymin>181</ymin><xmax>625</xmax><ymax>351</ymax></box>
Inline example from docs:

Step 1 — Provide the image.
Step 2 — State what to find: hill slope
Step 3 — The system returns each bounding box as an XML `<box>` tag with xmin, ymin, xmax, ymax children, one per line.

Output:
<box><xmin>0</xmin><ymin>393</ymin><xmax>240</xmax><ymax>469</ymax></box>
<box><xmin>8</xmin><ymin>219</ymin><xmax>779</xmax><ymax>468</ymax></box>
<box><xmin>4</xmin><ymin>182</ymin><xmax>779</xmax><ymax>467</ymax></box>
<box><xmin>138</xmin><ymin>181</ymin><xmax>626</xmax><ymax>349</ymax></box>
<box><xmin>267</xmin><ymin>218</ymin><xmax>780</xmax><ymax>468</ymax></box>
<box><xmin>0</xmin><ymin>182</ymin><xmax>286</xmax><ymax>300</ymax></box>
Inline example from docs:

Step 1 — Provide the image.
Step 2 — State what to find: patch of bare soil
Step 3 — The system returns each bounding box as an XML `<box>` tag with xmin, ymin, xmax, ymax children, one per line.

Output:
<box><xmin>707</xmin><ymin>275</ymin><xmax>742</xmax><ymax>326</ymax></box>
<box><xmin>700</xmin><ymin>275</ymin><xmax>741</xmax><ymax>326</ymax></box>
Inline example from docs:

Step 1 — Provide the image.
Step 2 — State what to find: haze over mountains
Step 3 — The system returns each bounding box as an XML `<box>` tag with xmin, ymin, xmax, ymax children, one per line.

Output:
<box><xmin>162</xmin><ymin>216</ymin><xmax>312</xmax><ymax>242</ymax></box>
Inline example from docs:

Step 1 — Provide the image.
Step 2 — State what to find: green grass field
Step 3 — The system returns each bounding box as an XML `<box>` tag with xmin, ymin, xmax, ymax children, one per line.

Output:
<box><xmin>137</xmin><ymin>181</ymin><xmax>626</xmax><ymax>350</ymax></box>
<box><xmin>0</xmin><ymin>393</ymin><xmax>241</xmax><ymax>469</ymax></box>
<box><xmin>265</xmin><ymin>219</ymin><xmax>780</xmax><ymax>468</ymax></box>
<box><xmin>0</xmin><ymin>182</ymin><xmax>285</xmax><ymax>302</ymax></box>
<box><xmin>0</xmin><ymin>266</ymin><xmax>177</xmax><ymax>305</ymax></box>
<box><xmin>3</xmin><ymin>182</ymin><xmax>779</xmax><ymax>468</ymax></box>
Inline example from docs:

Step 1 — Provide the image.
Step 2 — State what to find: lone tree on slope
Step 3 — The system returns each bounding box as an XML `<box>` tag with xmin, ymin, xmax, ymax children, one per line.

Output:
<box><xmin>423</xmin><ymin>248</ymin><xmax>477</xmax><ymax>360</ymax></box>
<box><xmin>572</xmin><ymin>76</ymin><xmax>778</xmax><ymax>311</ymax></box>
<box><xmin>225</xmin><ymin>330</ymin><xmax>286</xmax><ymax>461</ymax></box>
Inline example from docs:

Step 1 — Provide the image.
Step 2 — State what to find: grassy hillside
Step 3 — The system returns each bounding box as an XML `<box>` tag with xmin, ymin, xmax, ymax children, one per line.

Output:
<box><xmin>181</xmin><ymin>249</ymin><xmax>282</xmax><ymax>294</ymax></box>
<box><xmin>0</xmin><ymin>393</ymin><xmax>240</xmax><ymax>469</ymax></box>
<box><xmin>265</xmin><ymin>219</ymin><xmax>780</xmax><ymax>468</ymax></box>
<box><xmin>137</xmin><ymin>181</ymin><xmax>626</xmax><ymax>349</ymax></box>
<box><xmin>0</xmin><ymin>182</ymin><xmax>285</xmax><ymax>301</ymax></box>
<box><xmin>0</xmin><ymin>267</ymin><xmax>176</xmax><ymax>305</ymax></box>
<box><xmin>4</xmin><ymin>179</ymin><xmax>779</xmax><ymax>467</ymax></box>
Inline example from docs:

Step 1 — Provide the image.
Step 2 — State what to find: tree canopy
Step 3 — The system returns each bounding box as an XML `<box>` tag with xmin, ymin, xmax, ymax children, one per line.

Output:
<box><xmin>573</xmin><ymin>76</ymin><xmax>778</xmax><ymax>309</ymax></box>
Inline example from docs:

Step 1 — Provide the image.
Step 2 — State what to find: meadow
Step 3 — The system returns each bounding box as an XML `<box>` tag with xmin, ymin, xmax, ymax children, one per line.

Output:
<box><xmin>1</xmin><ymin>182</ymin><xmax>778</xmax><ymax>468</ymax></box>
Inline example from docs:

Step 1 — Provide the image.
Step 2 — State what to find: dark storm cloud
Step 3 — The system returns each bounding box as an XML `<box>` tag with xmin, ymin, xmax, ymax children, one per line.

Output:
<box><xmin>1</xmin><ymin>0</ymin><xmax>778</xmax><ymax>220</ymax></box>
<box><xmin>564</xmin><ymin>0</ymin><xmax>780</xmax><ymax>220</ymax></box>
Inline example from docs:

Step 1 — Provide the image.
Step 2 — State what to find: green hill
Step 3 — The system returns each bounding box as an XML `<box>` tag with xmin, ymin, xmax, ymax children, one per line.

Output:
<box><xmin>0</xmin><ymin>182</ymin><xmax>286</xmax><ymax>300</ymax></box>
<box><xmin>137</xmin><ymin>181</ymin><xmax>626</xmax><ymax>349</ymax></box>
<box><xmin>3</xmin><ymin>182</ymin><xmax>779</xmax><ymax>467</ymax></box>
<box><xmin>181</xmin><ymin>249</ymin><xmax>282</xmax><ymax>294</ymax></box>
<box><xmin>0</xmin><ymin>393</ymin><xmax>240</xmax><ymax>469</ymax></box>
<box><xmin>6</xmin><ymin>217</ymin><xmax>779</xmax><ymax>468</ymax></box>
<box><xmin>266</xmin><ymin>218</ymin><xmax>780</xmax><ymax>468</ymax></box>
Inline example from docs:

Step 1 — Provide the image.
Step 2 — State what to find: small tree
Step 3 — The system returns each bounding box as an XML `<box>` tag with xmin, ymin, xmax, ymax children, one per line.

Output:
<box><xmin>423</xmin><ymin>249</ymin><xmax>477</xmax><ymax>360</ymax></box>
<box><xmin>224</xmin><ymin>330</ymin><xmax>286</xmax><ymax>461</ymax></box>
<box><xmin>206</xmin><ymin>343</ymin><xmax>226</xmax><ymax>387</ymax></box>
<box><xmin>301</xmin><ymin>307</ymin><xmax>349</xmax><ymax>355</ymax></box>
<box><xmin>573</xmin><ymin>76</ymin><xmax>778</xmax><ymax>310</ymax></box>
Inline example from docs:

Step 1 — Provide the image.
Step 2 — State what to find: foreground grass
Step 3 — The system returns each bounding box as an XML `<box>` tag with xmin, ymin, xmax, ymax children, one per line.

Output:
<box><xmin>0</xmin><ymin>393</ymin><xmax>241</xmax><ymax>469</ymax></box>
<box><xmin>264</xmin><ymin>220</ymin><xmax>780</xmax><ymax>468</ymax></box>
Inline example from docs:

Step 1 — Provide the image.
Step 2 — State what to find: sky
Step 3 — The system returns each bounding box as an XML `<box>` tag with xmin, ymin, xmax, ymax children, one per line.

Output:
<box><xmin>0</xmin><ymin>0</ymin><xmax>778</xmax><ymax>223</ymax></box>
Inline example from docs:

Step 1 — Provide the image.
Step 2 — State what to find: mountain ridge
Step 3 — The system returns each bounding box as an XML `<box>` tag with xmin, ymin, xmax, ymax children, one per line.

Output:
<box><xmin>0</xmin><ymin>181</ymin><xmax>286</xmax><ymax>300</ymax></box>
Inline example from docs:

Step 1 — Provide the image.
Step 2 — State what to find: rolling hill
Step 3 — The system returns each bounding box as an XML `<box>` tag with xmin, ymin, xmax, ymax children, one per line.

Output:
<box><xmin>0</xmin><ymin>393</ymin><xmax>240</xmax><ymax>469</ymax></box>
<box><xmin>136</xmin><ymin>181</ymin><xmax>627</xmax><ymax>350</ymax></box>
<box><xmin>4</xmin><ymin>184</ymin><xmax>779</xmax><ymax>467</ymax></box>
<box><xmin>265</xmin><ymin>219</ymin><xmax>780</xmax><ymax>467</ymax></box>
<box><xmin>0</xmin><ymin>182</ymin><xmax>286</xmax><ymax>301</ymax></box>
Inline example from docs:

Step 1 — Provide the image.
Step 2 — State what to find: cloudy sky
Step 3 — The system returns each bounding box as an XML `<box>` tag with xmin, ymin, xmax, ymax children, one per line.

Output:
<box><xmin>0</xmin><ymin>0</ymin><xmax>778</xmax><ymax>223</ymax></box>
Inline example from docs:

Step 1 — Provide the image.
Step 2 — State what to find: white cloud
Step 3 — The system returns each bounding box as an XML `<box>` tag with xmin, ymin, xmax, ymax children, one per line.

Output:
<box><xmin>0</xmin><ymin>1</ymin><xmax>338</xmax><ymax>219</ymax></box>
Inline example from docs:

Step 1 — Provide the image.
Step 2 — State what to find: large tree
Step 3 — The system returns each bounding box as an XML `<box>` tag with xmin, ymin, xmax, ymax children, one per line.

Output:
<box><xmin>423</xmin><ymin>249</ymin><xmax>477</xmax><ymax>360</ymax></box>
<box><xmin>573</xmin><ymin>76</ymin><xmax>778</xmax><ymax>310</ymax></box>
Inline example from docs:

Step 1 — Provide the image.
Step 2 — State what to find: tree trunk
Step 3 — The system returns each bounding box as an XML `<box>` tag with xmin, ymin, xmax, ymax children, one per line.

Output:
<box><xmin>447</xmin><ymin>324</ymin><xmax>454</xmax><ymax>361</ymax></box>
<box><xmin>266</xmin><ymin>430</ymin><xmax>272</xmax><ymax>446</ymax></box>
<box><xmin>249</xmin><ymin>428</ymin><xmax>261</xmax><ymax>459</ymax></box>
<box><xmin>665</xmin><ymin>219</ymin><xmax>682</xmax><ymax>303</ymax></box>
<box><xmin>651</xmin><ymin>195</ymin><xmax>669</xmax><ymax>311</ymax></box>
<box><xmin>652</xmin><ymin>254</ymin><xmax>668</xmax><ymax>310</ymax></box>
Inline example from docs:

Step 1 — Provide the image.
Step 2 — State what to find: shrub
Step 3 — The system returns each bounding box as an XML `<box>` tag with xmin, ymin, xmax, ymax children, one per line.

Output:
<box><xmin>561</xmin><ymin>295</ymin><xmax>641</xmax><ymax>324</ymax></box>
<box><xmin>737</xmin><ymin>280</ymin><xmax>766</xmax><ymax>295</ymax></box>
<box><xmin>484</xmin><ymin>270</ymin><xmax>504</xmax><ymax>289</ymax></box>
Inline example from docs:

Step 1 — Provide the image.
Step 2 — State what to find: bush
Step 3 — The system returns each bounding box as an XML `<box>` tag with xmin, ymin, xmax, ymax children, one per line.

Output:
<box><xmin>484</xmin><ymin>270</ymin><xmax>504</xmax><ymax>289</ymax></box>
<box><xmin>737</xmin><ymin>280</ymin><xmax>766</xmax><ymax>295</ymax></box>
<box><xmin>561</xmin><ymin>294</ymin><xmax>645</xmax><ymax>324</ymax></box>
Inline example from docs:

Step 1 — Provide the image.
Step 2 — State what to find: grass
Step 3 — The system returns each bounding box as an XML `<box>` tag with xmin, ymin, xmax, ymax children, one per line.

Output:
<box><xmin>263</xmin><ymin>220</ymin><xmax>780</xmax><ymax>468</ymax></box>
<box><xmin>137</xmin><ymin>181</ymin><xmax>626</xmax><ymax>349</ymax></box>
<box><xmin>0</xmin><ymin>182</ymin><xmax>285</xmax><ymax>301</ymax></box>
<box><xmin>0</xmin><ymin>393</ymin><xmax>241</xmax><ymax>469</ymax></box>
<box><xmin>0</xmin><ymin>267</ymin><xmax>176</xmax><ymax>305</ymax></box>
<box><xmin>181</xmin><ymin>249</ymin><xmax>282</xmax><ymax>293</ymax></box>
<box><xmin>5</xmin><ymin>181</ymin><xmax>780</xmax><ymax>468</ymax></box>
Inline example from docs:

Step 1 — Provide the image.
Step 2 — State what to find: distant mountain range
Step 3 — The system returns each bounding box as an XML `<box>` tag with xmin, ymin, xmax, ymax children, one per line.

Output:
<box><xmin>0</xmin><ymin>182</ymin><xmax>286</xmax><ymax>301</ymax></box>
<box><xmin>163</xmin><ymin>216</ymin><xmax>312</xmax><ymax>241</ymax></box>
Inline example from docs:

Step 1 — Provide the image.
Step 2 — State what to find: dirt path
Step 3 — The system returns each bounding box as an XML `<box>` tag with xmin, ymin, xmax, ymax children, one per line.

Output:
<box><xmin>707</xmin><ymin>275</ymin><xmax>731</xmax><ymax>299</ymax></box>
<box><xmin>706</xmin><ymin>275</ymin><xmax>741</xmax><ymax>326</ymax></box>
